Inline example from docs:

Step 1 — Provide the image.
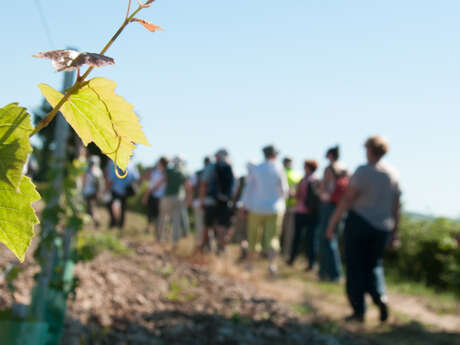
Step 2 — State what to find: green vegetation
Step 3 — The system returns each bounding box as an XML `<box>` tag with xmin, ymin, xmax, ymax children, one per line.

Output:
<box><xmin>386</xmin><ymin>215</ymin><xmax>460</xmax><ymax>294</ymax></box>
<box><xmin>0</xmin><ymin>104</ymin><xmax>40</xmax><ymax>262</ymax></box>
<box><xmin>38</xmin><ymin>78</ymin><xmax>150</xmax><ymax>172</ymax></box>
<box><xmin>311</xmin><ymin>319</ymin><xmax>342</xmax><ymax>336</ymax></box>
<box><xmin>127</xmin><ymin>181</ymin><xmax>149</xmax><ymax>213</ymax></box>
<box><xmin>231</xmin><ymin>312</ymin><xmax>253</xmax><ymax>325</ymax></box>
<box><xmin>290</xmin><ymin>303</ymin><xmax>312</xmax><ymax>316</ymax></box>
<box><xmin>166</xmin><ymin>277</ymin><xmax>196</xmax><ymax>302</ymax></box>
<box><xmin>76</xmin><ymin>232</ymin><xmax>129</xmax><ymax>261</ymax></box>
<box><xmin>157</xmin><ymin>264</ymin><xmax>174</xmax><ymax>279</ymax></box>
<box><xmin>0</xmin><ymin>0</ymin><xmax>157</xmax><ymax>262</ymax></box>
<box><xmin>385</xmin><ymin>271</ymin><xmax>460</xmax><ymax>315</ymax></box>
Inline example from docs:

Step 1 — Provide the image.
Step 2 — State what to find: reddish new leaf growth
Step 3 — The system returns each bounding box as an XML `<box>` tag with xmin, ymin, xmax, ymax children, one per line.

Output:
<box><xmin>137</xmin><ymin>0</ymin><xmax>151</xmax><ymax>8</ymax></box>
<box><xmin>126</xmin><ymin>0</ymin><xmax>132</xmax><ymax>19</ymax></box>
<box><xmin>131</xmin><ymin>18</ymin><xmax>163</xmax><ymax>32</ymax></box>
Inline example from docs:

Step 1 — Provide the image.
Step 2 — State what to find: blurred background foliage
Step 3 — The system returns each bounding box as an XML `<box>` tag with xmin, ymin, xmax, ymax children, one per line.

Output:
<box><xmin>386</xmin><ymin>215</ymin><xmax>460</xmax><ymax>294</ymax></box>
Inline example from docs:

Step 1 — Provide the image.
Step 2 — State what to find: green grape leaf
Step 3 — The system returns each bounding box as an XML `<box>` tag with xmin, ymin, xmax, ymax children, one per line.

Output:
<box><xmin>38</xmin><ymin>78</ymin><xmax>150</xmax><ymax>172</ymax></box>
<box><xmin>0</xmin><ymin>176</ymin><xmax>40</xmax><ymax>262</ymax></box>
<box><xmin>0</xmin><ymin>103</ymin><xmax>34</xmax><ymax>188</ymax></box>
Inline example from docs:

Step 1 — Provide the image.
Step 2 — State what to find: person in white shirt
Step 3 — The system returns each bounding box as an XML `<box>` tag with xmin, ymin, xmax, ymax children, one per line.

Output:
<box><xmin>241</xmin><ymin>145</ymin><xmax>289</xmax><ymax>274</ymax></box>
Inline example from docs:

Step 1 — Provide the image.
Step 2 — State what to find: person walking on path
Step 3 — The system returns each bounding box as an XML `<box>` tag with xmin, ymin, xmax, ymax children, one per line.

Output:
<box><xmin>157</xmin><ymin>157</ymin><xmax>187</xmax><ymax>244</ymax></box>
<box><xmin>199</xmin><ymin>149</ymin><xmax>235</xmax><ymax>254</ymax></box>
<box><xmin>287</xmin><ymin>160</ymin><xmax>320</xmax><ymax>269</ymax></box>
<box><xmin>280</xmin><ymin>157</ymin><xmax>302</xmax><ymax>258</ymax></box>
<box><xmin>241</xmin><ymin>145</ymin><xmax>289</xmax><ymax>275</ymax></box>
<box><xmin>105</xmin><ymin>160</ymin><xmax>139</xmax><ymax>229</ymax></box>
<box><xmin>318</xmin><ymin>146</ymin><xmax>348</xmax><ymax>281</ymax></box>
<box><xmin>175</xmin><ymin>157</ymin><xmax>191</xmax><ymax>239</ymax></box>
<box><xmin>326</xmin><ymin>136</ymin><xmax>401</xmax><ymax>323</ymax></box>
<box><xmin>82</xmin><ymin>155</ymin><xmax>104</xmax><ymax>227</ymax></box>
<box><xmin>142</xmin><ymin>157</ymin><xmax>168</xmax><ymax>238</ymax></box>
<box><xmin>189</xmin><ymin>157</ymin><xmax>211</xmax><ymax>248</ymax></box>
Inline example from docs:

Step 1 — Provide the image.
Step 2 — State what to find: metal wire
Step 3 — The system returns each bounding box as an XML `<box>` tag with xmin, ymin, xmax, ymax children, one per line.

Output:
<box><xmin>34</xmin><ymin>0</ymin><xmax>55</xmax><ymax>49</ymax></box>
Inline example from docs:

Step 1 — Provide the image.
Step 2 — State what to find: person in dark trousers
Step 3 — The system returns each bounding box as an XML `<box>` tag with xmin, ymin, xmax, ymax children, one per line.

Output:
<box><xmin>82</xmin><ymin>155</ymin><xmax>104</xmax><ymax>227</ymax></box>
<box><xmin>199</xmin><ymin>149</ymin><xmax>235</xmax><ymax>254</ymax></box>
<box><xmin>287</xmin><ymin>160</ymin><xmax>319</xmax><ymax>269</ymax></box>
<box><xmin>280</xmin><ymin>157</ymin><xmax>301</xmax><ymax>258</ymax></box>
<box><xmin>318</xmin><ymin>146</ymin><xmax>348</xmax><ymax>282</ymax></box>
<box><xmin>189</xmin><ymin>157</ymin><xmax>211</xmax><ymax>249</ymax></box>
<box><xmin>326</xmin><ymin>136</ymin><xmax>401</xmax><ymax>323</ymax></box>
<box><xmin>142</xmin><ymin>157</ymin><xmax>168</xmax><ymax>237</ymax></box>
<box><xmin>105</xmin><ymin>160</ymin><xmax>139</xmax><ymax>229</ymax></box>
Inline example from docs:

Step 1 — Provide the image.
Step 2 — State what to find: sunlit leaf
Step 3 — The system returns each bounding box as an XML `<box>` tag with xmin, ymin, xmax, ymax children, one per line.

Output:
<box><xmin>131</xmin><ymin>18</ymin><xmax>163</xmax><ymax>32</ymax></box>
<box><xmin>34</xmin><ymin>49</ymin><xmax>115</xmax><ymax>72</ymax></box>
<box><xmin>38</xmin><ymin>78</ymin><xmax>150</xmax><ymax>171</ymax></box>
<box><xmin>0</xmin><ymin>103</ymin><xmax>34</xmax><ymax>188</ymax></box>
<box><xmin>0</xmin><ymin>176</ymin><xmax>40</xmax><ymax>262</ymax></box>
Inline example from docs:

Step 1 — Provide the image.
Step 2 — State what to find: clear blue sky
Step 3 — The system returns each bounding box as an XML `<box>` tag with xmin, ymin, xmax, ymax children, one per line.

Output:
<box><xmin>1</xmin><ymin>1</ymin><xmax>459</xmax><ymax>218</ymax></box>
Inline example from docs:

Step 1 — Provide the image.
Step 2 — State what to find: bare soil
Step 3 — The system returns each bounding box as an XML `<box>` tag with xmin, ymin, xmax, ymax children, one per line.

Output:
<box><xmin>1</xmin><ymin>209</ymin><xmax>459</xmax><ymax>345</ymax></box>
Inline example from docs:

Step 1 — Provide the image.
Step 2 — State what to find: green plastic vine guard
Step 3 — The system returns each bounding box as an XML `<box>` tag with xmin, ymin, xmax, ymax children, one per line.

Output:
<box><xmin>0</xmin><ymin>321</ymin><xmax>51</xmax><ymax>345</ymax></box>
<box><xmin>0</xmin><ymin>4</ymin><xmax>159</xmax><ymax>343</ymax></box>
<box><xmin>0</xmin><ymin>260</ymin><xmax>74</xmax><ymax>345</ymax></box>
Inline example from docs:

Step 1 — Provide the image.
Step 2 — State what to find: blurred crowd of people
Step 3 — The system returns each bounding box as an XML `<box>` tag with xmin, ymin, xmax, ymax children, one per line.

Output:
<box><xmin>81</xmin><ymin>135</ymin><xmax>401</xmax><ymax>324</ymax></box>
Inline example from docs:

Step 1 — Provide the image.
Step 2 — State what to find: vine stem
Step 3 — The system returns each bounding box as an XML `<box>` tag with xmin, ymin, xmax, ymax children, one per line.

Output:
<box><xmin>30</xmin><ymin>4</ymin><xmax>144</xmax><ymax>137</ymax></box>
<box><xmin>126</xmin><ymin>0</ymin><xmax>132</xmax><ymax>20</ymax></box>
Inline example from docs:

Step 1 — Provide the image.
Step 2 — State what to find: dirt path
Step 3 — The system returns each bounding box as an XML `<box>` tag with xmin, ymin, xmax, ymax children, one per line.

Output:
<box><xmin>1</xmin><ymin>208</ymin><xmax>459</xmax><ymax>345</ymax></box>
<box><xmin>387</xmin><ymin>294</ymin><xmax>460</xmax><ymax>332</ymax></box>
<box><xmin>206</xmin><ymin>246</ymin><xmax>460</xmax><ymax>329</ymax></box>
<box><xmin>60</xmin><ymin>240</ymin><xmax>349</xmax><ymax>345</ymax></box>
<box><xmin>194</xmin><ymin>244</ymin><xmax>460</xmax><ymax>345</ymax></box>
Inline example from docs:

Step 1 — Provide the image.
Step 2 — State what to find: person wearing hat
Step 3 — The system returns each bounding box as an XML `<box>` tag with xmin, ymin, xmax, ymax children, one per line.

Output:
<box><xmin>199</xmin><ymin>148</ymin><xmax>235</xmax><ymax>253</ymax></box>
<box><xmin>241</xmin><ymin>145</ymin><xmax>289</xmax><ymax>274</ymax></box>
<box><xmin>326</xmin><ymin>136</ymin><xmax>401</xmax><ymax>323</ymax></box>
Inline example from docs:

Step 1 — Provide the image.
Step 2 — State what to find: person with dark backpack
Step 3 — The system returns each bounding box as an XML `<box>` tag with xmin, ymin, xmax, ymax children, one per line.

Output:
<box><xmin>287</xmin><ymin>160</ymin><xmax>320</xmax><ymax>269</ymax></box>
<box><xmin>199</xmin><ymin>149</ymin><xmax>235</xmax><ymax>254</ymax></box>
<box><xmin>305</xmin><ymin>178</ymin><xmax>321</xmax><ymax>220</ymax></box>
<box><xmin>214</xmin><ymin>161</ymin><xmax>234</xmax><ymax>204</ymax></box>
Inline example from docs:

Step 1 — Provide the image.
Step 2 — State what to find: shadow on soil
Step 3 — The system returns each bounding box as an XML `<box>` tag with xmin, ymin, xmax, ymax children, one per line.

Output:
<box><xmin>61</xmin><ymin>309</ymin><xmax>345</xmax><ymax>345</ymax></box>
<box><xmin>62</xmin><ymin>307</ymin><xmax>460</xmax><ymax>345</ymax></box>
<box><xmin>361</xmin><ymin>321</ymin><xmax>460</xmax><ymax>345</ymax></box>
<box><xmin>285</xmin><ymin>299</ymin><xmax>460</xmax><ymax>345</ymax></box>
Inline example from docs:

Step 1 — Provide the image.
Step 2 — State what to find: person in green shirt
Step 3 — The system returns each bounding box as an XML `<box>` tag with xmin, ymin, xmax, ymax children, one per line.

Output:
<box><xmin>280</xmin><ymin>157</ymin><xmax>302</xmax><ymax>257</ymax></box>
<box><xmin>157</xmin><ymin>157</ymin><xmax>187</xmax><ymax>245</ymax></box>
